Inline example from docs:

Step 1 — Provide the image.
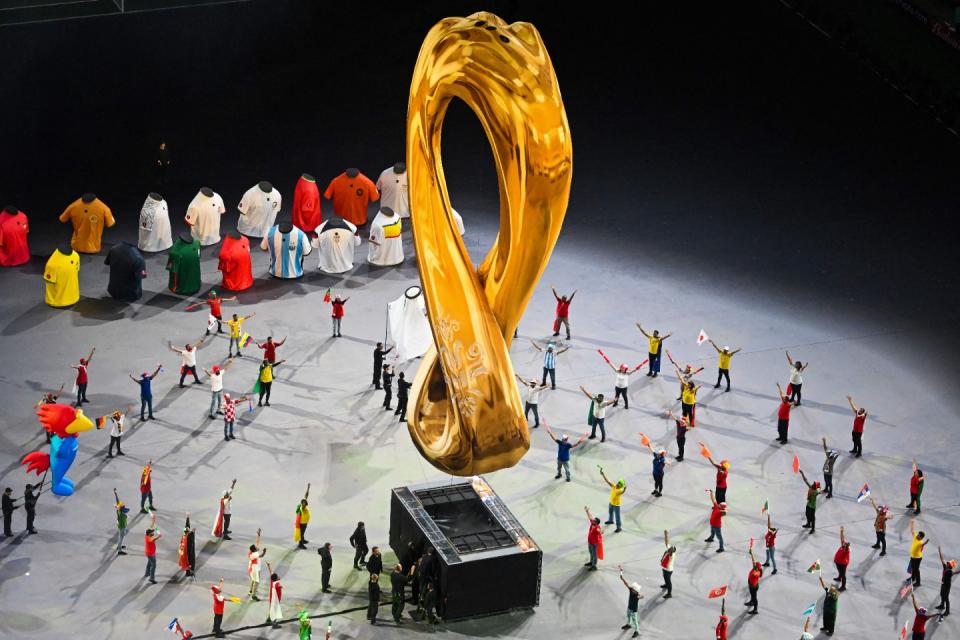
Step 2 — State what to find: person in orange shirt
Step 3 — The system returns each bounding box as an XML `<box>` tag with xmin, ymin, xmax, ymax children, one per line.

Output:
<box><xmin>59</xmin><ymin>194</ymin><xmax>115</xmax><ymax>253</ymax></box>
<box><xmin>323</xmin><ymin>169</ymin><xmax>379</xmax><ymax>226</ymax></box>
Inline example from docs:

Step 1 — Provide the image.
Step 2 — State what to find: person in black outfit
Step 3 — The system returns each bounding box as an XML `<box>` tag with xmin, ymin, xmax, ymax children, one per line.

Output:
<box><xmin>937</xmin><ymin>546</ymin><xmax>959</xmax><ymax>617</ymax></box>
<box><xmin>154</xmin><ymin>141</ymin><xmax>171</xmax><ymax>185</ymax></box>
<box><xmin>404</xmin><ymin>543</ymin><xmax>422</xmax><ymax>604</ymax></box>
<box><xmin>23</xmin><ymin>484</ymin><xmax>38</xmax><ymax>534</ymax></box>
<box><xmin>422</xmin><ymin>581</ymin><xmax>440</xmax><ymax>624</ymax></box>
<box><xmin>367</xmin><ymin>546</ymin><xmax>383</xmax><ymax>575</ymax></box>
<box><xmin>2</xmin><ymin>487</ymin><xmax>19</xmax><ymax>536</ymax></box>
<box><xmin>318</xmin><ymin>542</ymin><xmax>333</xmax><ymax>592</ymax></box>
<box><xmin>350</xmin><ymin>521</ymin><xmax>369</xmax><ymax>569</ymax></box>
<box><xmin>367</xmin><ymin>573</ymin><xmax>381</xmax><ymax>624</ymax></box>
<box><xmin>382</xmin><ymin>365</ymin><xmax>394</xmax><ymax>410</ymax></box>
<box><xmin>395</xmin><ymin>373</ymin><xmax>412</xmax><ymax>421</ymax></box>
<box><xmin>373</xmin><ymin>343</ymin><xmax>393</xmax><ymax>389</ymax></box>
<box><xmin>390</xmin><ymin>564</ymin><xmax>412</xmax><ymax>623</ymax></box>
<box><xmin>415</xmin><ymin>548</ymin><xmax>437</xmax><ymax>612</ymax></box>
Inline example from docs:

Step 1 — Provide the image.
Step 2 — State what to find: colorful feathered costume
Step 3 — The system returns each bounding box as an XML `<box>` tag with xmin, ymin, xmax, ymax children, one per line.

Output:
<box><xmin>21</xmin><ymin>404</ymin><xmax>95</xmax><ymax>496</ymax></box>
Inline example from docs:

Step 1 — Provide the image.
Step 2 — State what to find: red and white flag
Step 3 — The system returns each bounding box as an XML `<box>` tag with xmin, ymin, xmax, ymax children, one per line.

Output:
<box><xmin>707</xmin><ymin>584</ymin><xmax>727</xmax><ymax>599</ymax></box>
<box><xmin>900</xmin><ymin>619</ymin><xmax>908</xmax><ymax>639</ymax></box>
<box><xmin>697</xmin><ymin>329</ymin><xmax>709</xmax><ymax>346</ymax></box>
<box><xmin>211</xmin><ymin>498</ymin><xmax>225</xmax><ymax>537</ymax></box>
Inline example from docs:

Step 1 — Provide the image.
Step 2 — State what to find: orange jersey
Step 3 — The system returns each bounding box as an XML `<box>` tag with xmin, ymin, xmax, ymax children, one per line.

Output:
<box><xmin>323</xmin><ymin>172</ymin><xmax>379</xmax><ymax>226</ymax></box>
<box><xmin>59</xmin><ymin>197</ymin><xmax>115</xmax><ymax>253</ymax></box>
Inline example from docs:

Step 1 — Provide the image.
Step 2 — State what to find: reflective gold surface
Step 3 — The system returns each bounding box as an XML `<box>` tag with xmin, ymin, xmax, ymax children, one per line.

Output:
<box><xmin>406</xmin><ymin>12</ymin><xmax>572</xmax><ymax>475</ymax></box>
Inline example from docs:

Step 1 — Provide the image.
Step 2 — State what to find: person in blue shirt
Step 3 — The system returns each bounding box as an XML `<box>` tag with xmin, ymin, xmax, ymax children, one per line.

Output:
<box><xmin>544</xmin><ymin>422</ymin><xmax>587</xmax><ymax>482</ymax></box>
<box><xmin>531</xmin><ymin>340</ymin><xmax>569</xmax><ymax>390</ymax></box>
<box><xmin>640</xmin><ymin>437</ymin><xmax>670</xmax><ymax>497</ymax></box>
<box><xmin>129</xmin><ymin>364</ymin><xmax>162</xmax><ymax>420</ymax></box>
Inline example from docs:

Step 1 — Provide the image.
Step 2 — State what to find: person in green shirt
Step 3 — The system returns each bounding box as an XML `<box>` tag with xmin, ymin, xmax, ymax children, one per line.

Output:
<box><xmin>298</xmin><ymin>608</ymin><xmax>311</xmax><ymax>639</ymax></box>
<box><xmin>798</xmin><ymin>469</ymin><xmax>821</xmax><ymax>534</ymax></box>
<box><xmin>818</xmin><ymin>575</ymin><xmax>840</xmax><ymax>635</ymax></box>
<box><xmin>113</xmin><ymin>488</ymin><xmax>129</xmax><ymax>555</ymax></box>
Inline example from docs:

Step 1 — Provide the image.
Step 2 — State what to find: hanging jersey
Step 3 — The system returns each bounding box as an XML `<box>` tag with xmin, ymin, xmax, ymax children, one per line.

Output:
<box><xmin>218</xmin><ymin>235</ymin><xmax>254</xmax><ymax>291</ymax></box>
<box><xmin>185</xmin><ymin>189</ymin><xmax>226</xmax><ymax>246</ymax></box>
<box><xmin>59</xmin><ymin>197</ymin><xmax>115</xmax><ymax>253</ymax></box>
<box><xmin>237</xmin><ymin>184</ymin><xmax>282</xmax><ymax>238</ymax></box>
<box><xmin>292</xmin><ymin>176</ymin><xmax>322</xmax><ymax>232</ymax></box>
<box><xmin>166</xmin><ymin>236</ymin><xmax>202</xmax><ymax>295</ymax></box>
<box><xmin>138</xmin><ymin>195</ymin><xmax>173</xmax><ymax>252</ymax></box>
<box><xmin>313</xmin><ymin>217</ymin><xmax>360</xmax><ymax>273</ymax></box>
<box><xmin>368</xmin><ymin>209</ymin><xmax>404</xmax><ymax>266</ymax></box>
<box><xmin>105</xmin><ymin>242</ymin><xmax>147</xmax><ymax>302</ymax></box>
<box><xmin>43</xmin><ymin>249</ymin><xmax>80</xmax><ymax>307</ymax></box>
<box><xmin>376</xmin><ymin>166</ymin><xmax>409</xmax><ymax>218</ymax></box>
<box><xmin>262</xmin><ymin>225</ymin><xmax>311</xmax><ymax>279</ymax></box>
<box><xmin>323</xmin><ymin>171</ymin><xmax>379</xmax><ymax>226</ymax></box>
<box><xmin>0</xmin><ymin>209</ymin><xmax>30</xmax><ymax>266</ymax></box>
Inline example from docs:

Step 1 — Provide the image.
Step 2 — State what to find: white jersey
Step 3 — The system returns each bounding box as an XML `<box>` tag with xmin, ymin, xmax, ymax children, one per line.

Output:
<box><xmin>312</xmin><ymin>217</ymin><xmax>359</xmax><ymax>273</ymax></box>
<box><xmin>180</xmin><ymin>348</ymin><xmax>197</xmax><ymax>368</ymax></box>
<box><xmin>185</xmin><ymin>190</ymin><xmax>226</xmax><ymax>246</ymax></box>
<box><xmin>593</xmin><ymin>400</ymin><xmax>607</xmax><ymax>419</ymax></box>
<box><xmin>376</xmin><ymin>166</ymin><xmax>409</xmax><ymax>218</ymax></box>
<box><xmin>138</xmin><ymin>195</ymin><xmax>172</xmax><ymax>252</ymax></box>
<box><xmin>790</xmin><ymin>368</ymin><xmax>803</xmax><ymax>385</ymax></box>
<box><xmin>526</xmin><ymin>385</ymin><xmax>543</xmax><ymax>405</ymax></box>
<box><xmin>247</xmin><ymin>551</ymin><xmax>261</xmax><ymax>581</ymax></box>
<box><xmin>237</xmin><ymin>184</ymin><xmax>282</xmax><ymax>238</ymax></box>
<box><xmin>209</xmin><ymin>371</ymin><xmax>223</xmax><ymax>392</ymax></box>
<box><xmin>261</xmin><ymin>225</ymin><xmax>311</xmax><ymax>279</ymax></box>
<box><xmin>368</xmin><ymin>209</ymin><xmax>404</xmax><ymax>266</ymax></box>
<box><xmin>616</xmin><ymin>372</ymin><xmax>630</xmax><ymax>388</ymax></box>
<box><xmin>109</xmin><ymin>415</ymin><xmax>125</xmax><ymax>437</ymax></box>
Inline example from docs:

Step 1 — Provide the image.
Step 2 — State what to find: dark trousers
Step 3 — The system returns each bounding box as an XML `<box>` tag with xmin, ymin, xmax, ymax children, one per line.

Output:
<box><xmin>411</xmin><ymin>576</ymin><xmax>420</xmax><ymax>604</ymax></box>
<box><xmin>939</xmin><ymin>585</ymin><xmax>951</xmax><ymax>614</ymax></box>
<box><xmin>298</xmin><ymin>524</ymin><xmax>308</xmax><ymax>546</ymax></box>
<box><xmin>367</xmin><ymin>598</ymin><xmax>379</xmax><ymax>621</ymax></box>
<box><xmin>224</xmin><ymin>420</ymin><xmax>234</xmax><ymax>438</ymax></box>
<box><xmin>648</xmin><ymin>352</ymin><xmax>660</xmax><ymax>374</ymax></box>
<box><xmin>823</xmin><ymin>611</ymin><xmax>836</xmax><ymax>633</ymax></box>
<box><xmin>909</xmin><ymin>557</ymin><xmax>922</xmax><ymax>586</ymax></box>
<box><xmin>662</xmin><ymin>569</ymin><xmax>672</xmax><ymax>595</ymax></box>
<box><xmin>541</xmin><ymin>367</ymin><xmax>556</xmax><ymax>388</ymax></box>
<box><xmin>395</xmin><ymin>396</ymin><xmax>408</xmax><ymax>420</ymax></box>
<box><xmin>180</xmin><ymin>366</ymin><xmax>200</xmax><ymax>386</ymax></box>
<box><xmin>824</xmin><ymin>473</ymin><xmax>833</xmax><ymax>497</ymax></box>
<box><xmin>614</xmin><ymin>386</ymin><xmax>628</xmax><ymax>408</ymax></box>
<box><xmin>590</xmin><ymin>417</ymin><xmax>606</xmax><ymax>441</ymax></box>
<box><xmin>805</xmin><ymin>506</ymin><xmax>816</xmax><ymax>531</ymax></box>
<box><xmin>258</xmin><ymin>382</ymin><xmax>272</xmax><ymax>405</ymax></box>
<box><xmin>213</xmin><ymin>613</ymin><xmax>223</xmax><ymax>634</ymax></box>
<box><xmin>354</xmin><ymin>546</ymin><xmax>368</xmax><ymax>568</ymax></box>
<box><xmin>373</xmin><ymin>366</ymin><xmax>382</xmax><ymax>388</ymax></box>
<box><xmin>223</xmin><ymin>513</ymin><xmax>231</xmax><ymax>535</ymax></box>
<box><xmin>322</xmin><ymin>567</ymin><xmax>331</xmax><ymax>590</ymax></box>
<box><xmin>108</xmin><ymin>435</ymin><xmax>122</xmax><ymax>456</ymax></box>
<box><xmin>875</xmin><ymin>529</ymin><xmax>886</xmax><ymax>553</ymax></box>
<box><xmin>25</xmin><ymin>507</ymin><xmax>35</xmax><ymax>531</ymax></box>
<box><xmin>76</xmin><ymin>383</ymin><xmax>88</xmax><ymax>404</ymax></box>
<box><xmin>383</xmin><ymin>388</ymin><xmax>392</xmax><ymax>408</ymax></box>
<box><xmin>788</xmin><ymin>382</ymin><xmax>802</xmax><ymax>403</ymax></box>
<box><xmin>777</xmin><ymin>419</ymin><xmax>789</xmax><ymax>443</ymax></box>
<box><xmin>715</xmin><ymin>487</ymin><xmax>726</xmax><ymax>504</ymax></box>
<box><xmin>653</xmin><ymin>472</ymin><xmax>664</xmax><ymax>495</ymax></box>
<box><xmin>140</xmin><ymin>396</ymin><xmax>153</xmax><ymax>419</ymax></box>
<box><xmin>393</xmin><ymin>592</ymin><xmax>405</xmax><ymax>621</ymax></box>
<box><xmin>2</xmin><ymin>512</ymin><xmax>11</xmax><ymax>536</ymax></box>
<box><xmin>852</xmin><ymin>430</ymin><xmax>863</xmax><ymax>455</ymax></box>
<box><xmin>715</xmin><ymin>368</ymin><xmax>730</xmax><ymax>390</ymax></box>
<box><xmin>747</xmin><ymin>585</ymin><xmax>758</xmax><ymax>610</ymax></box>
<box><xmin>525</xmin><ymin>402</ymin><xmax>540</xmax><ymax>426</ymax></box>
<box><xmin>681</xmin><ymin>402</ymin><xmax>694</xmax><ymax>425</ymax></box>
<box><xmin>676</xmin><ymin>435</ymin><xmax>685</xmax><ymax>460</ymax></box>
<box><xmin>835</xmin><ymin>562</ymin><xmax>847</xmax><ymax>590</ymax></box>
<box><xmin>141</xmin><ymin>490</ymin><xmax>154</xmax><ymax>511</ymax></box>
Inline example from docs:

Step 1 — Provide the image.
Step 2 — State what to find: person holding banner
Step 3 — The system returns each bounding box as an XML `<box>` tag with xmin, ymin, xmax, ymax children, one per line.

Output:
<box><xmin>617</xmin><ymin>564</ymin><xmax>643</xmax><ymax>637</ymax></box>
<box><xmin>580</xmin><ymin>385</ymin><xmax>615</xmax><ymax>442</ymax></box>
<box><xmin>708</xmin><ymin>339</ymin><xmax>740</xmax><ymax>392</ymax></box>
<box><xmin>715</xmin><ymin>599</ymin><xmax>728</xmax><ymax>640</ymax></box>
<box><xmin>597</xmin><ymin>350</ymin><xmax>646</xmax><ymax>409</ymax></box>
<box><xmin>584</xmin><ymin>506</ymin><xmax>603</xmax><ymax>570</ymax></box>
<box><xmin>636</xmin><ymin>323</ymin><xmax>671</xmax><ymax>377</ymax></box>
<box><xmin>212</xmin><ymin>480</ymin><xmax>236</xmax><ymax>540</ymax></box>
<box><xmin>255</xmin><ymin>359</ymin><xmax>285</xmax><ymax>407</ymax></box>
<box><xmin>867</xmin><ymin>496</ymin><xmax>892</xmax><ymax>555</ymax></box>
<box><xmin>550</xmin><ymin>285</ymin><xmax>575</xmax><ymax>340</ymax></box>
<box><xmin>294</xmin><ymin>485</ymin><xmax>311</xmax><ymax>549</ymax></box>
<box><xmin>266</xmin><ymin>561</ymin><xmax>283</xmax><ymax>627</ymax></box>
<box><xmin>211</xmin><ymin>578</ymin><xmax>228</xmax><ymax>638</ymax></box>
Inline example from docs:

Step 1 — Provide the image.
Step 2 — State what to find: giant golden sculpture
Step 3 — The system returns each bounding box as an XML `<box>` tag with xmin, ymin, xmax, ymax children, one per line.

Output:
<box><xmin>406</xmin><ymin>12</ymin><xmax>572</xmax><ymax>475</ymax></box>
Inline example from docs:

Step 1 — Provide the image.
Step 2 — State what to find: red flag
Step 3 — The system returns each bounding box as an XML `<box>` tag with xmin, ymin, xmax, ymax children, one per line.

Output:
<box><xmin>323</xmin><ymin>288</ymin><xmax>332</xmax><ymax>303</ymax></box>
<box><xmin>900</xmin><ymin>619</ymin><xmax>908</xmax><ymax>639</ymax></box>
<box><xmin>708</xmin><ymin>585</ymin><xmax>728</xmax><ymax>599</ymax></box>
<box><xmin>639</xmin><ymin>432</ymin><xmax>650</xmax><ymax>447</ymax></box>
<box><xmin>598</xmin><ymin>349</ymin><xmax>611</xmax><ymax>364</ymax></box>
<box><xmin>792</xmin><ymin>455</ymin><xmax>800</xmax><ymax>474</ymax></box>
<box><xmin>699</xmin><ymin>442</ymin><xmax>712</xmax><ymax>459</ymax></box>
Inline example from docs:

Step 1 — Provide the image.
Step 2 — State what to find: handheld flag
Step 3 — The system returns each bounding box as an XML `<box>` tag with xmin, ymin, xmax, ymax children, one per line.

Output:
<box><xmin>207</xmin><ymin>315</ymin><xmax>217</xmax><ymax>332</ymax></box>
<box><xmin>707</xmin><ymin>584</ymin><xmax>728</xmax><ymax>599</ymax></box>
<box><xmin>639</xmin><ymin>432</ymin><xmax>650</xmax><ymax>447</ymax></box>
<box><xmin>899</xmin><ymin>582</ymin><xmax>914</xmax><ymax>599</ymax></box>
<box><xmin>167</xmin><ymin>618</ymin><xmax>180</xmax><ymax>633</ymax></box>
<box><xmin>241</xmin><ymin>332</ymin><xmax>253</xmax><ymax>348</ymax></box>
<box><xmin>96</xmin><ymin>415</ymin><xmax>108</xmax><ymax>430</ymax></box>
<box><xmin>699</xmin><ymin>442</ymin><xmax>712</xmax><ymax>459</ymax></box>
<box><xmin>228</xmin><ymin>596</ymin><xmax>242</xmax><ymax>604</ymax></box>
<box><xmin>697</xmin><ymin>329</ymin><xmax>709</xmax><ymax>345</ymax></box>
<box><xmin>749</xmin><ymin>537</ymin><xmax>754</xmax><ymax>550</ymax></box>
<box><xmin>323</xmin><ymin>288</ymin><xmax>332</xmax><ymax>303</ymax></box>
<box><xmin>761</xmin><ymin>499</ymin><xmax>769</xmax><ymax>516</ymax></box>
<box><xmin>900</xmin><ymin>619</ymin><xmax>908</xmax><ymax>639</ymax></box>
<box><xmin>806</xmin><ymin>559</ymin><xmax>821</xmax><ymax>574</ymax></box>
<box><xmin>802</xmin><ymin>602</ymin><xmax>817</xmax><ymax>617</ymax></box>
<box><xmin>856</xmin><ymin>484</ymin><xmax>871</xmax><ymax>503</ymax></box>
<box><xmin>792</xmin><ymin>455</ymin><xmax>800</xmax><ymax>474</ymax></box>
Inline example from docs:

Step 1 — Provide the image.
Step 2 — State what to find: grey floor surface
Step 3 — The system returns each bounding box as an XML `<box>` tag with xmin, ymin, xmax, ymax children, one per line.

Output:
<box><xmin>0</xmin><ymin>212</ymin><xmax>957</xmax><ymax>640</ymax></box>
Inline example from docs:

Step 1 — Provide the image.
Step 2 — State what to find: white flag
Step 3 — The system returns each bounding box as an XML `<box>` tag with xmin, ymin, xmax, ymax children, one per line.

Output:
<box><xmin>697</xmin><ymin>329</ymin><xmax>709</xmax><ymax>346</ymax></box>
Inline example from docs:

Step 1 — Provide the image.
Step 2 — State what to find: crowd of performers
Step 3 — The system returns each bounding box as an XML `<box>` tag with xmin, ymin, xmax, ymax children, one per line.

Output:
<box><xmin>3</xmin><ymin>286</ymin><xmax>956</xmax><ymax>640</ymax></box>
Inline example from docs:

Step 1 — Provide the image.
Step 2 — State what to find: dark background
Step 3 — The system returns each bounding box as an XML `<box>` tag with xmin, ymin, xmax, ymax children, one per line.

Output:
<box><xmin>1</xmin><ymin>0</ymin><xmax>957</xmax><ymax>338</ymax></box>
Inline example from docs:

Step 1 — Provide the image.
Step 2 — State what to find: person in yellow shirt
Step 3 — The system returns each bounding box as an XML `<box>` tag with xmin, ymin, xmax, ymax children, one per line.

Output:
<box><xmin>681</xmin><ymin>381</ymin><xmax>702</xmax><ymax>426</ymax></box>
<box><xmin>909</xmin><ymin>518</ymin><xmax>930</xmax><ymax>588</ymax></box>
<box><xmin>256</xmin><ymin>359</ymin><xmax>285</xmax><ymax>407</ymax></box>
<box><xmin>599</xmin><ymin>468</ymin><xmax>626</xmax><ymax>532</ymax></box>
<box><xmin>227</xmin><ymin>312</ymin><xmax>256</xmax><ymax>358</ymax></box>
<box><xmin>294</xmin><ymin>484</ymin><xmax>311</xmax><ymax>549</ymax></box>
<box><xmin>636</xmin><ymin>323</ymin><xmax>671</xmax><ymax>377</ymax></box>
<box><xmin>708</xmin><ymin>339</ymin><xmax>741</xmax><ymax>392</ymax></box>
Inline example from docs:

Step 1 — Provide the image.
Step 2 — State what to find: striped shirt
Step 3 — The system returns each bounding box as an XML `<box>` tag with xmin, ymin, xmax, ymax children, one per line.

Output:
<box><xmin>543</xmin><ymin>350</ymin><xmax>556</xmax><ymax>369</ymax></box>
<box><xmin>264</xmin><ymin>225</ymin><xmax>311</xmax><ymax>279</ymax></box>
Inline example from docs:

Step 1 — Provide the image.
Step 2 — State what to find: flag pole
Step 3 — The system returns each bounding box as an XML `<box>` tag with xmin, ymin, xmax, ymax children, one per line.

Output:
<box><xmin>384</xmin><ymin>302</ymin><xmax>389</xmax><ymax>347</ymax></box>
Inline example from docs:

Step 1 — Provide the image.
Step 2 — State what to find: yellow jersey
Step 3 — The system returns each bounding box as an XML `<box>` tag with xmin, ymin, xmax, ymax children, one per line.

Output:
<box><xmin>648</xmin><ymin>336</ymin><xmax>661</xmax><ymax>353</ymax></box>
<box><xmin>910</xmin><ymin>535</ymin><xmax>925</xmax><ymax>559</ymax></box>
<box><xmin>259</xmin><ymin>364</ymin><xmax>274</xmax><ymax>383</ymax></box>
<box><xmin>59</xmin><ymin>197</ymin><xmax>115</xmax><ymax>254</ymax></box>
<box><xmin>43</xmin><ymin>249</ymin><xmax>81</xmax><ymax>307</ymax></box>
<box><xmin>228</xmin><ymin>318</ymin><xmax>245</xmax><ymax>338</ymax></box>
<box><xmin>609</xmin><ymin>485</ymin><xmax>625</xmax><ymax>507</ymax></box>
<box><xmin>719</xmin><ymin>352</ymin><xmax>732</xmax><ymax>369</ymax></box>
<box><xmin>682</xmin><ymin>386</ymin><xmax>698</xmax><ymax>405</ymax></box>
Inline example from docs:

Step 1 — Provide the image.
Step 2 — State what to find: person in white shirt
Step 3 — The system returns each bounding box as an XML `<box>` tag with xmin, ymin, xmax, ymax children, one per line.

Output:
<box><xmin>106</xmin><ymin>407</ymin><xmax>130</xmax><ymax>458</ymax></box>
<box><xmin>785</xmin><ymin>350</ymin><xmax>810</xmax><ymax>405</ymax></box>
<box><xmin>368</xmin><ymin>207</ymin><xmax>404</xmax><ymax>266</ymax></box>
<box><xmin>376</xmin><ymin>164</ymin><xmax>409</xmax><ymax>218</ymax></box>
<box><xmin>516</xmin><ymin>375</ymin><xmax>549</xmax><ymax>428</ymax></box>
<box><xmin>185</xmin><ymin>188</ymin><xmax>226</xmax><ymax>246</ymax></box>
<box><xmin>312</xmin><ymin>217</ymin><xmax>360</xmax><ymax>273</ymax></box>
<box><xmin>660</xmin><ymin>530</ymin><xmax>677</xmax><ymax>598</ymax></box>
<box><xmin>248</xmin><ymin>528</ymin><xmax>267</xmax><ymax>600</ymax></box>
<box><xmin>597</xmin><ymin>350</ymin><xmax>647</xmax><ymax>409</ymax></box>
<box><xmin>238</xmin><ymin>181</ymin><xmax>282</xmax><ymax>240</ymax></box>
<box><xmin>169</xmin><ymin>335</ymin><xmax>209</xmax><ymax>387</ymax></box>
<box><xmin>580</xmin><ymin>385</ymin><xmax>616</xmax><ymax>442</ymax></box>
<box><xmin>202</xmin><ymin>360</ymin><xmax>234</xmax><ymax>419</ymax></box>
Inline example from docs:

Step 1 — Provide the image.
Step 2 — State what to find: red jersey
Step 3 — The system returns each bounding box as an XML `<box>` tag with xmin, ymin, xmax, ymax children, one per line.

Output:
<box><xmin>259</xmin><ymin>342</ymin><xmax>277</xmax><ymax>362</ymax></box>
<box><xmin>747</xmin><ymin>565</ymin><xmax>762</xmax><ymax>587</ymax></box>
<box><xmin>834</xmin><ymin>546</ymin><xmax>850</xmax><ymax>566</ymax></box>
<box><xmin>587</xmin><ymin>522</ymin><xmax>602</xmax><ymax>545</ymax></box>
<box><xmin>555</xmin><ymin>299</ymin><xmax>571</xmax><ymax>318</ymax></box>
<box><xmin>777</xmin><ymin>401</ymin><xmax>792</xmax><ymax>420</ymax></box>
<box><xmin>217</xmin><ymin>235</ymin><xmax>254</xmax><ymax>291</ymax></box>
<box><xmin>716</xmin><ymin>616</ymin><xmax>728</xmax><ymax>640</ymax></box>
<box><xmin>144</xmin><ymin>535</ymin><xmax>156</xmax><ymax>557</ymax></box>
<box><xmin>910</xmin><ymin>474</ymin><xmax>922</xmax><ymax>494</ymax></box>
<box><xmin>212</xmin><ymin>586</ymin><xmax>225</xmax><ymax>614</ymax></box>
<box><xmin>332</xmin><ymin>300</ymin><xmax>345</xmax><ymax>318</ymax></box>
<box><xmin>913</xmin><ymin>611</ymin><xmax>934</xmax><ymax>632</ymax></box>
<box><xmin>140</xmin><ymin>468</ymin><xmax>151</xmax><ymax>493</ymax></box>
<box><xmin>709</xmin><ymin>505</ymin><xmax>724</xmax><ymax>528</ymax></box>
<box><xmin>765</xmin><ymin>530</ymin><xmax>777</xmax><ymax>548</ymax></box>
<box><xmin>76</xmin><ymin>363</ymin><xmax>88</xmax><ymax>384</ymax></box>
<box><xmin>715</xmin><ymin>468</ymin><xmax>728</xmax><ymax>489</ymax></box>
<box><xmin>292</xmin><ymin>175</ymin><xmax>322</xmax><ymax>232</ymax></box>
<box><xmin>853</xmin><ymin>414</ymin><xmax>865</xmax><ymax>433</ymax></box>
<box><xmin>323</xmin><ymin>171</ymin><xmax>379</xmax><ymax>226</ymax></box>
<box><xmin>206</xmin><ymin>297</ymin><xmax>223</xmax><ymax>317</ymax></box>
<box><xmin>0</xmin><ymin>209</ymin><xmax>30</xmax><ymax>267</ymax></box>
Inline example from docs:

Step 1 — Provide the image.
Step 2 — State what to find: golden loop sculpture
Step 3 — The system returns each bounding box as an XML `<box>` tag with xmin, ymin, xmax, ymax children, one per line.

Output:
<box><xmin>406</xmin><ymin>12</ymin><xmax>572</xmax><ymax>475</ymax></box>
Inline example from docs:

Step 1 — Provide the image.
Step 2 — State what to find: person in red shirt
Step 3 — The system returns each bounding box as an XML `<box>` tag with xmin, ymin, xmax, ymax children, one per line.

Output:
<box><xmin>911</xmin><ymin>591</ymin><xmax>939</xmax><ymax>639</ymax></box>
<box><xmin>867</xmin><ymin>496</ymin><xmax>892</xmax><ymax>556</ymax></box>
<box><xmin>833</xmin><ymin>526</ymin><xmax>850</xmax><ymax>591</ymax></box>
<box><xmin>584</xmin><ymin>506</ymin><xmax>603</xmax><ymax>570</ymax></box>
<box><xmin>704</xmin><ymin>489</ymin><xmax>726</xmax><ymax>553</ymax></box>
<box><xmin>715</xmin><ymin>599</ymin><xmax>728</xmax><ymax>640</ymax></box>
<box><xmin>143</xmin><ymin>512</ymin><xmax>161</xmax><ymax>584</ymax></box>
<box><xmin>763</xmin><ymin>514</ymin><xmax>778</xmax><ymax>574</ymax></box>
<box><xmin>140</xmin><ymin>459</ymin><xmax>154</xmax><ymax>513</ymax></box>
<box><xmin>211</xmin><ymin>578</ymin><xmax>227</xmax><ymax>638</ymax></box>
<box><xmin>551</xmin><ymin>285</ymin><xmax>576</xmax><ymax>340</ymax></box>
<box><xmin>846</xmin><ymin>394</ymin><xmax>867</xmax><ymax>457</ymax></box>
<box><xmin>331</xmin><ymin>295</ymin><xmax>349</xmax><ymax>337</ymax></box>
<box><xmin>744</xmin><ymin>546</ymin><xmax>762</xmax><ymax>614</ymax></box>
<box><xmin>704</xmin><ymin>452</ymin><xmax>730</xmax><ymax>504</ymax></box>
<box><xmin>908</xmin><ymin>459</ymin><xmax>925</xmax><ymax>515</ymax></box>
<box><xmin>256</xmin><ymin>336</ymin><xmax>286</xmax><ymax>363</ymax></box>
<box><xmin>71</xmin><ymin>347</ymin><xmax>95</xmax><ymax>406</ymax></box>
<box><xmin>186</xmin><ymin>290</ymin><xmax>236</xmax><ymax>335</ymax></box>
<box><xmin>775</xmin><ymin>382</ymin><xmax>797</xmax><ymax>444</ymax></box>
